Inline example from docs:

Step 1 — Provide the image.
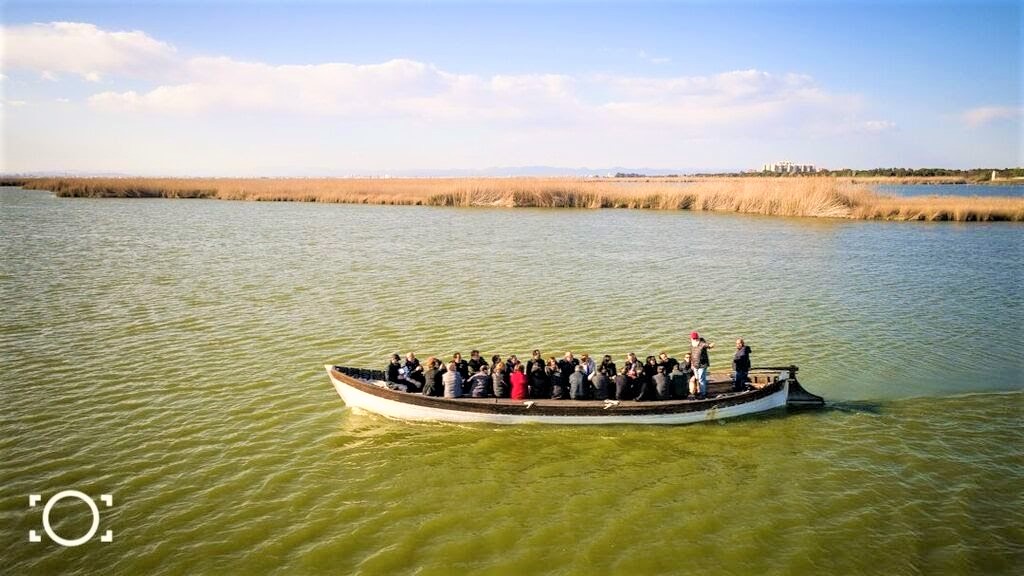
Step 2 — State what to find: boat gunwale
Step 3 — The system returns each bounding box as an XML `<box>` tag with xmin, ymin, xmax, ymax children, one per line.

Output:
<box><xmin>327</xmin><ymin>365</ymin><xmax>788</xmax><ymax>417</ymax></box>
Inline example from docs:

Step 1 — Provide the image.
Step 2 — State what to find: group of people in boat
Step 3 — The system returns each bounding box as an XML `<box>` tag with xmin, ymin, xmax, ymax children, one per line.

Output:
<box><xmin>384</xmin><ymin>332</ymin><xmax>754</xmax><ymax>401</ymax></box>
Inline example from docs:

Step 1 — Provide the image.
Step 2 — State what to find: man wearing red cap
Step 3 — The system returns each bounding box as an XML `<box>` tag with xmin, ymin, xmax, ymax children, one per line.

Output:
<box><xmin>689</xmin><ymin>331</ymin><xmax>714</xmax><ymax>398</ymax></box>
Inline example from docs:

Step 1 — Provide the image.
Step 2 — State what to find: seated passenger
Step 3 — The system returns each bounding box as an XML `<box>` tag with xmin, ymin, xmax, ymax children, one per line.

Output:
<box><xmin>558</xmin><ymin>352</ymin><xmax>578</xmax><ymax>383</ymax></box>
<box><xmin>599</xmin><ymin>355</ymin><xmax>617</xmax><ymax>385</ymax></box>
<box><xmin>442</xmin><ymin>362</ymin><xmax>463</xmax><ymax>398</ymax></box>
<box><xmin>592</xmin><ymin>367</ymin><xmax>610</xmax><ymax>401</ymax></box>
<box><xmin>614</xmin><ymin>367</ymin><xmax>631</xmax><ymax>400</ymax></box>
<box><xmin>569</xmin><ymin>364</ymin><xmax>588</xmax><ymax>400</ymax></box>
<box><xmin>422</xmin><ymin>357</ymin><xmax>443</xmax><ymax>397</ymax></box>
<box><xmin>452</xmin><ymin>352</ymin><xmax>469</xmax><ymax>379</ymax></box>
<box><xmin>528</xmin><ymin>355</ymin><xmax>548</xmax><ymax>398</ymax></box>
<box><xmin>468</xmin><ymin>350</ymin><xmax>488</xmax><ymax>374</ymax></box>
<box><xmin>653</xmin><ymin>365</ymin><xmax>671</xmax><ymax>400</ymax></box>
<box><xmin>492</xmin><ymin>362</ymin><xmax>509</xmax><ymax>398</ymax></box>
<box><xmin>658</xmin><ymin>351</ymin><xmax>679</xmax><ymax>375</ymax></box>
<box><xmin>403</xmin><ymin>352</ymin><xmax>424</xmax><ymax>392</ymax></box>
<box><xmin>633</xmin><ymin>356</ymin><xmax>658</xmax><ymax>401</ymax></box>
<box><xmin>669</xmin><ymin>362</ymin><xmax>688</xmax><ymax>399</ymax></box>
<box><xmin>547</xmin><ymin>358</ymin><xmax>566</xmax><ymax>399</ymax></box>
<box><xmin>579</xmin><ymin>353</ymin><xmax>596</xmax><ymax>380</ymax></box>
<box><xmin>467</xmin><ymin>365</ymin><xmax>492</xmax><ymax>398</ymax></box>
<box><xmin>623</xmin><ymin>353</ymin><xmax>642</xmax><ymax>396</ymax></box>
<box><xmin>386</xmin><ymin>353</ymin><xmax>401</xmax><ymax>383</ymax></box>
<box><xmin>510</xmin><ymin>364</ymin><xmax>529</xmax><ymax>400</ymax></box>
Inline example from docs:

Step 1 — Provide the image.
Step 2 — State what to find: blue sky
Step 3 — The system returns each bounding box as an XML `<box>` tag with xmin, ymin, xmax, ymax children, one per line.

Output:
<box><xmin>1</xmin><ymin>1</ymin><xmax>1020</xmax><ymax>175</ymax></box>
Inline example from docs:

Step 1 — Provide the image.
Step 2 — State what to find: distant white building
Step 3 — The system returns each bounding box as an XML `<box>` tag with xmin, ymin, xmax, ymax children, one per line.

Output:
<box><xmin>761</xmin><ymin>161</ymin><xmax>816</xmax><ymax>174</ymax></box>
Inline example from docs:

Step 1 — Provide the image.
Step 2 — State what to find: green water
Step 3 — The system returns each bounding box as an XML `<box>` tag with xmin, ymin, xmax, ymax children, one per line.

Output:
<box><xmin>1</xmin><ymin>187</ymin><xmax>1021</xmax><ymax>575</ymax></box>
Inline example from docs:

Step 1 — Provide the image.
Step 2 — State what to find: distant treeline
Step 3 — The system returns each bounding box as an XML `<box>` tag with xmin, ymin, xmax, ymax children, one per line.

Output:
<box><xmin>616</xmin><ymin>168</ymin><xmax>1024</xmax><ymax>182</ymax></box>
<box><xmin>815</xmin><ymin>168</ymin><xmax>1023</xmax><ymax>181</ymax></box>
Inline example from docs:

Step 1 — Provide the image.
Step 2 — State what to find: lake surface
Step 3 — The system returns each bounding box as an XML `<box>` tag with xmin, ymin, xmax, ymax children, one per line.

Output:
<box><xmin>1</xmin><ymin>187</ymin><xmax>1021</xmax><ymax>575</ymax></box>
<box><xmin>876</xmin><ymin>183</ymin><xmax>1024</xmax><ymax>197</ymax></box>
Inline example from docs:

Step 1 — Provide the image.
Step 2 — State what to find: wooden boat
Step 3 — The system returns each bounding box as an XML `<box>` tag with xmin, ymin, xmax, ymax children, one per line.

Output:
<box><xmin>324</xmin><ymin>364</ymin><xmax>823</xmax><ymax>425</ymax></box>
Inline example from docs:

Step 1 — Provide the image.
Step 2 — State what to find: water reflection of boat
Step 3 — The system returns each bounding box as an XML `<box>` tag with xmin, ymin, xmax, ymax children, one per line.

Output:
<box><xmin>324</xmin><ymin>364</ymin><xmax>824</xmax><ymax>425</ymax></box>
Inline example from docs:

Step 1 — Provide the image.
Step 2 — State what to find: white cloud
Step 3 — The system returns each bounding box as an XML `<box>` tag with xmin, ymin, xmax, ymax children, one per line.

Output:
<box><xmin>961</xmin><ymin>105</ymin><xmax>1022</xmax><ymax>127</ymax></box>
<box><xmin>86</xmin><ymin>56</ymin><xmax>863</xmax><ymax>137</ymax></box>
<box><xmin>7</xmin><ymin>21</ymin><xmax>878</xmax><ymax>140</ymax></box>
<box><xmin>0</xmin><ymin>21</ymin><xmax>177</xmax><ymax>81</ymax></box>
<box><xmin>861</xmin><ymin>120</ymin><xmax>897</xmax><ymax>132</ymax></box>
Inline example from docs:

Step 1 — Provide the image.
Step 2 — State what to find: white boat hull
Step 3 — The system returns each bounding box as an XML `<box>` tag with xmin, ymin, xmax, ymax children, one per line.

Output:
<box><xmin>326</xmin><ymin>365</ymin><xmax>792</xmax><ymax>425</ymax></box>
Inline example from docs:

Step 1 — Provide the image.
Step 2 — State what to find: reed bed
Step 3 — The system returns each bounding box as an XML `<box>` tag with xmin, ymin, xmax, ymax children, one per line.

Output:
<box><xmin>19</xmin><ymin>176</ymin><xmax>1024</xmax><ymax>222</ymax></box>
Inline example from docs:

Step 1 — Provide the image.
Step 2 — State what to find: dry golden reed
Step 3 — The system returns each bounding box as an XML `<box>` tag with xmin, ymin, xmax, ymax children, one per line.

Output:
<box><xmin>20</xmin><ymin>176</ymin><xmax>1024</xmax><ymax>222</ymax></box>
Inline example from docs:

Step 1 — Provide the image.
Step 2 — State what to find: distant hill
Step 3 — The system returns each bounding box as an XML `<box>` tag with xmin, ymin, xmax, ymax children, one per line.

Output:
<box><xmin>0</xmin><ymin>166</ymin><xmax>724</xmax><ymax>178</ymax></box>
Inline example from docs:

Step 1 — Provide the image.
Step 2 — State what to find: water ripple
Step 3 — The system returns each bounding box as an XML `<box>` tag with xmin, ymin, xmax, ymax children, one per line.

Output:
<box><xmin>1</xmin><ymin>189</ymin><xmax>1021</xmax><ymax>575</ymax></box>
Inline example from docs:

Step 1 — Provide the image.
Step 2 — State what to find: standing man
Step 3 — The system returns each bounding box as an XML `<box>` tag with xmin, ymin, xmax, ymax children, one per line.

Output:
<box><xmin>732</xmin><ymin>338</ymin><xmax>752</xmax><ymax>392</ymax></box>
<box><xmin>689</xmin><ymin>332</ymin><xmax>714</xmax><ymax>399</ymax></box>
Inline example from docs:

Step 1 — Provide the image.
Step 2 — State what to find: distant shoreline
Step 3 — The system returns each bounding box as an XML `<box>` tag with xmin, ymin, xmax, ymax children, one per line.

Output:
<box><xmin>7</xmin><ymin>176</ymin><xmax>1024</xmax><ymax>222</ymax></box>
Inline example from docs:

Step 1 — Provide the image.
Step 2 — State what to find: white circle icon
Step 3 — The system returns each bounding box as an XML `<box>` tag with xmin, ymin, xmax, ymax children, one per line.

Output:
<box><xmin>41</xmin><ymin>490</ymin><xmax>100</xmax><ymax>547</ymax></box>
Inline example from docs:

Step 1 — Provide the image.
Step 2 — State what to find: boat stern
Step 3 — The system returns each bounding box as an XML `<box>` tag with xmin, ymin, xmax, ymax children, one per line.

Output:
<box><xmin>782</xmin><ymin>366</ymin><xmax>825</xmax><ymax>407</ymax></box>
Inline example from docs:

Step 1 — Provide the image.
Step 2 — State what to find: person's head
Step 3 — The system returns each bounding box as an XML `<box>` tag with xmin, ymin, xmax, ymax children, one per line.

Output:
<box><xmin>447</xmin><ymin>362</ymin><xmax>457</xmax><ymax>371</ymax></box>
<box><xmin>470</xmin><ymin>350</ymin><xmax>480</xmax><ymax>359</ymax></box>
<box><xmin>684</xmin><ymin>352</ymin><xmax>692</xmax><ymax>362</ymax></box>
<box><xmin>736</xmin><ymin>338</ymin><xmax>745</xmax><ymax>349</ymax></box>
<box><xmin>532</xmin><ymin>349</ymin><xmax>541</xmax><ymax>359</ymax></box>
<box><xmin>508</xmin><ymin>354</ymin><xmax>518</xmax><ymax>364</ymax></box>
<box><xmin>496</xmin><ymin>361</ymin><xmax>506</xmax><ymax>373</ymax></box>
<box><xmin>548</xmin><ymin>357</ymin><xmax>557</xmax><ymax>366</ymax></box>
<box><xmin>453</xmin><ymin>352</ymin><xmax>462</xmax><ymax>361</ymax></box>
<box><xmin>427</xmin><ymin>356</ymin><xmax>437</xmax><ymax>368</ymax></box>
<box><xmin>657</xmin><ymin>365</ymin><xmax>665</xmax><ymax>373</ymax></box>
<box><xmin>627</xmin><ymin>352</ymin><xmax>637</xmax><ymax>361</ymax></box>
<box><xmin>492</xmin><ymin>354</ymin><xmax>501</xmax><ymax>365</ymax></box>
<box><xmin>659</xmin><ymin>352</ymin><xmax>668</xmax><ymax>361</ymax></box>
<box><xmin>480</xmin><ymin>364</ymin><xmax>489</xmax><ymax>374</ymax></box>
<box><xmin>390</xmin><ymin>353</ymin><xmax>400</xmax><ymax>363</ymax></box>
<box><xmin>646</xmin><ymin>355</ymin><xmax>655</xmax><ymax>364</ymax></box>
<box><xmin>602</xmin><ymin>354</ymin><xmax>612</xmax><ymax>363</ymax></box>
<box><xmin>581</xmin><ymin>353</ymin><xmax>590</xmax><ymax>363</ymax></box>
<box><xmin>690</xmin><ymin>331</ymin><xmax>700</xmax><ymax>345</ymax></box>
<box><xmin>598</xmin><ymin>367</ymin><xmax>607</xmax><ymax>376</ymax></box>
<box><xmin>576</xmin><ymin>364</ymin><xmax>584</xmax><ymax>372</ymax></box>
<box><xmin>564</xmin><ymin>351</ymin><xmax>574</xmax><ymax>361</ymax></box>
<box><xmin>517</xmin><ymin>364</ymin><xmax>526</xmax><ymax>373</ymax></box>
<box><xmin>406</xmin><ymin>351</ymin><xmax>416</xmax><ymax>361</ymax></box>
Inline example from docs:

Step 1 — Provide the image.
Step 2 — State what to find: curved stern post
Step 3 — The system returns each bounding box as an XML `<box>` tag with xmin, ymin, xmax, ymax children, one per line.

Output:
<box><xmin>784</xmin><ymin>365</ymin><xmax>825</xmax><ymax>407</ymax></box>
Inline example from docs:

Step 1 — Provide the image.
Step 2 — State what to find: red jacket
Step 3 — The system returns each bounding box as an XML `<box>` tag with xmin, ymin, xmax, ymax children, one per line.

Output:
<box><xmin>510</xmin><ymin>371</ymin><xmax>529</xmax><ymax>399</ymax></box>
